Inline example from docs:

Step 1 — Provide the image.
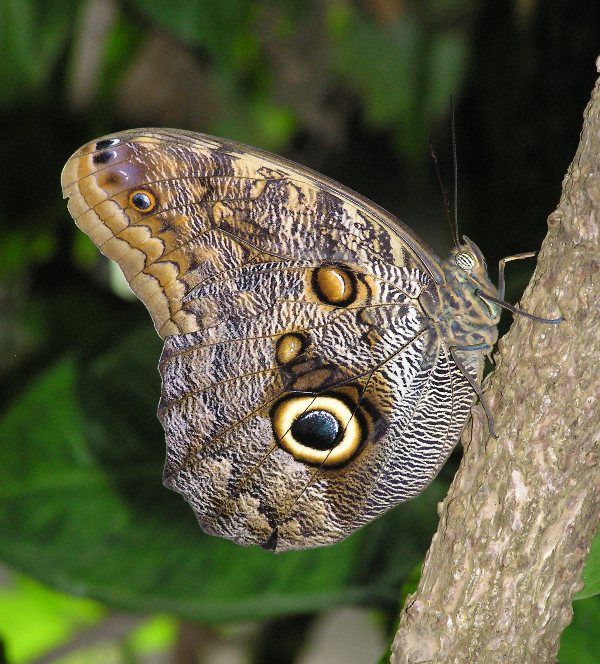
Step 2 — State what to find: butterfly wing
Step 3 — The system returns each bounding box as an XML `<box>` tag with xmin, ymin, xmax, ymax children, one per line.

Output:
<box><xmin>62</xmin><ymin>129</ymin><xmax>478</xmax><ymax>551</ymax></box>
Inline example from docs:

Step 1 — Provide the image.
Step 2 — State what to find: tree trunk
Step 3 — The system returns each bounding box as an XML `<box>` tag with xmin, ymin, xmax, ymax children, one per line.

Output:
<box><xmin>391</xmin><ymin>61</ymin><xmax>600</xmax><ymax>664</ymax></box>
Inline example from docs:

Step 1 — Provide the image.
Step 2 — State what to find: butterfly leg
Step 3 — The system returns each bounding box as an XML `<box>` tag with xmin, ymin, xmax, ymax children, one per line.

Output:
<box><xmin>497</xmin><ymin>251</ymin><xmax>536</xmax><ymax>300</ymax></box>
<box><xmin>450</xmin><ymin>344</ymin><xmax>497</xmax><ymax>438</ymax></box>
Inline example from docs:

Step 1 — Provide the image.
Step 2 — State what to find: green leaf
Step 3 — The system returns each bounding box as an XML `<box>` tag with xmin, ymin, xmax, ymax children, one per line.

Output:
<box><xmin>424</xmin><ymin>32</ymin><xmax>468</xmax><ymax>125</ymax></box>
<box><xmin>126</xmin><ymin>615</ymin><xmax>178</xmax><ymax>658</ymax></box>
<box><xmin>558</xmin><ymin>595</ymin><xmax>600</xmax><ymax>663</ymax></box>
<box><xmin>0</xmin><ymin>227</ymin><xmax>57</xmax><ymax>278</ymax></box>
<box><xmin>329</xmin><ymin>12</ymin><xmax>421</xmax><ymax>129</ymax></box>
<box><xmin>0</xmin><ymin>329</ymin><xmax>443</xmax><ymax>622</ymax></box>
<box><xmin>575</xmin><ymin>529</ymin><xmax>600</xmax><ymax>600</ymax></box>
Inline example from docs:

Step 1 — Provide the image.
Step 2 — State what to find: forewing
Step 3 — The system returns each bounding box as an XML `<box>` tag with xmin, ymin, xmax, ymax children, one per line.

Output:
<box><xmin>61</xmin><ymin>129</ymin><xmax>442</xmax><ymax>337</ymax></box>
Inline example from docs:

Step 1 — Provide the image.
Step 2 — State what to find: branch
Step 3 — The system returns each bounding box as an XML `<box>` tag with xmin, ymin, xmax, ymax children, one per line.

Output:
<box><xmin>391</xmin><ymin>61</ymin><xmax>600</xmax><ymax>663</ymax></box>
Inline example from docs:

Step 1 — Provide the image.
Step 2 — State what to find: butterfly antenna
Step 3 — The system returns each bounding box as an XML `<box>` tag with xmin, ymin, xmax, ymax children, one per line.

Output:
<box><xmin>450</xmin><ymin>97</ymin><xmax>460</xmax><ymax>246</ymax></box>
<box><xmin>429</xmin><ymin>138</ymin><xmax>459</xmax><ymax>248</ymax></box>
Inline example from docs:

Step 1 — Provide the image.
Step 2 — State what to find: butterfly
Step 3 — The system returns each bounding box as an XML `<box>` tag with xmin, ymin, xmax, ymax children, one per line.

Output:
<box><xmin>61</xmin><ymin>129</ymin><xmax>552</xmax><ymax>552</ymax></box>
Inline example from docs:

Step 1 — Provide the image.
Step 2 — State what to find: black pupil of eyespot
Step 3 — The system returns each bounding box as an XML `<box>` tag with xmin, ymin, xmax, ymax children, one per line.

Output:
<box><xmin>291</xmin><ymin>410</ymin><xmax>340</xmax><ymax>450</ymax></box>
<box><xmin>131</xmin><ymin>192</ymin><xmax>152</xmax><ymax>209</ymax></box>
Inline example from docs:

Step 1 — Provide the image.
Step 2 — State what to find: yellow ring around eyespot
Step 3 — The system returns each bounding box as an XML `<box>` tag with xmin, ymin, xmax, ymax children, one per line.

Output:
<box><xmin>272</xmin><ymin>395</ymin><xmax>362</xmax><ymax>466</ymax></box>
<box><xmin>128</xmin><ymin>189</ymin><xmax>157</xmax><ymax>213</ymax></box>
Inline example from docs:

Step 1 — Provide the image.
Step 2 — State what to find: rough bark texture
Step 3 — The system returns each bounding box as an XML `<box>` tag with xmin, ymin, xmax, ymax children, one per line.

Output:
<box><xmin>391</xmin><ymin>64</ymin><xmax>600</xmax><ymax>663</ymax></box>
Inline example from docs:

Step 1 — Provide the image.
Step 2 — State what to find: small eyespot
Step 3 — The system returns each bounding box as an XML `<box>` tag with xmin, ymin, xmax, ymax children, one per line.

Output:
<box><xmin>93</xmin><ymin>150</ymin><xmax>116</xmax><ymax>165</ymax></box>
<box><xmin>455</xmin><ymin>251</ymin><xmax>476</xmax><ymax>273</ymax></box>
<box><xmin>275</xmin><ymin>332</ymin><xmax>307</xmax><ymax>365</ymax></box>
<box><xmin>128</xmin><ymin>189</ymin><xmax>157</xmax><ymax>213</ymax></box>
<box><xmin>95</xmin><ymin>138</ymin><xmax>120</xmax><ymax>150</ymax></box>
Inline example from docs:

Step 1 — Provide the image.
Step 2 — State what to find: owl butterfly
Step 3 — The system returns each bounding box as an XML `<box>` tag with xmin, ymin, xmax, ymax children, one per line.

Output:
<box><xmin>61</xmin><ymin>129</ymin><xmax>555</xmax><ymax>552</ymax></box>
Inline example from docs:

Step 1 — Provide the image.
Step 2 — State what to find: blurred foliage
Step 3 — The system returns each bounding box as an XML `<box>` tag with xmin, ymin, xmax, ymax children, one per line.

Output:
<box><xmin>0</xmin><ymin>574</ymin><xmax>104</xmax><ymax>662</ymax></box>
<box><xmin>0</xmin><ymin>573</ymin><xmax>178</xmax><ymax>662</ymax></box>
<box><xmin>0</xmin><ymin>0</ymin><xmax>599</xmax><ymax>662</ymax></box>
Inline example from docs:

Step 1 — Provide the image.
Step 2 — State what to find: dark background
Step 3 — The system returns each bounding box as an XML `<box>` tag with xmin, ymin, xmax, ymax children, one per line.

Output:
<box><xmin>0</xmin><ymin>1</ymin><xmax>598</xmax><ymax>662</ymax></box>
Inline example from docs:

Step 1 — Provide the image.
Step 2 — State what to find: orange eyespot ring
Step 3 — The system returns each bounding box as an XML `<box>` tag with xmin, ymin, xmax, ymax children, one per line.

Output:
<box><xmin>128</xmin><ymin>189</ymin><xmax>156</xmax><ymax>213</ymax></box>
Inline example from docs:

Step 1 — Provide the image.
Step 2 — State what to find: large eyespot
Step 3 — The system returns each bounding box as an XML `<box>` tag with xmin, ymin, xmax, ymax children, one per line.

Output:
<box><xmin>128</xmin><ymin>189</ymin><xmax>157</xmax><ymax>213</ymax></box>
<box><xmin>455</xmin><ymin>251</ymin><xmax>476</xmax><ymax>273</ymax></box>
<box><xmin>311</xmin><ymin>264</ymin><xmax>357</xmax><ymax>306</ymax></box>
<box><xmin>271</xmin><ymin>394</ymin><xmax>365</xmax><ymax>466</ymax></box>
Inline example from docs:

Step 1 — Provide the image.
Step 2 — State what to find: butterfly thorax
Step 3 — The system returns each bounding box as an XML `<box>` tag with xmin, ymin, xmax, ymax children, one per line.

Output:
<box><xmin>424</xmin><ymin>237</ymin><xmax>501</xmax><ymax>352</ymax></box>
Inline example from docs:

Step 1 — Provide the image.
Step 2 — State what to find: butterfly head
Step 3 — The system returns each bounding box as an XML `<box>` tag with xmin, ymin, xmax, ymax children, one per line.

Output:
<box><xmin>450</xmin><ymin>236</ymin><xmax>501</xmax><ymax>321</ymax></box>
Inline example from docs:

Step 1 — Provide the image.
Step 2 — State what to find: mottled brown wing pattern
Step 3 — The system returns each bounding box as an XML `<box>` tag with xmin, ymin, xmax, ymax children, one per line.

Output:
<box><xmin>61</xmin><ymin>129</ymin><xmax>499</xmax><ymax>551</ymax></box>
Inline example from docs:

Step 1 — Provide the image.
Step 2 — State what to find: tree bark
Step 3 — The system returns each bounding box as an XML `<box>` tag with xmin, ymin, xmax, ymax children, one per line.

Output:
<box><xmin>391</xmin><ymin>62</ymin><xmax>600</xmax><ymax>663</ymax></box>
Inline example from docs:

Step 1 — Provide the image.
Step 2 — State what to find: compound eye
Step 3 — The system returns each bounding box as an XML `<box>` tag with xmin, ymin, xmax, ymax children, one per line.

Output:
<box><xmin>455</xmin><ymin>251</ymin><xmax>476</xmax><ymax>273</ymax></box>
